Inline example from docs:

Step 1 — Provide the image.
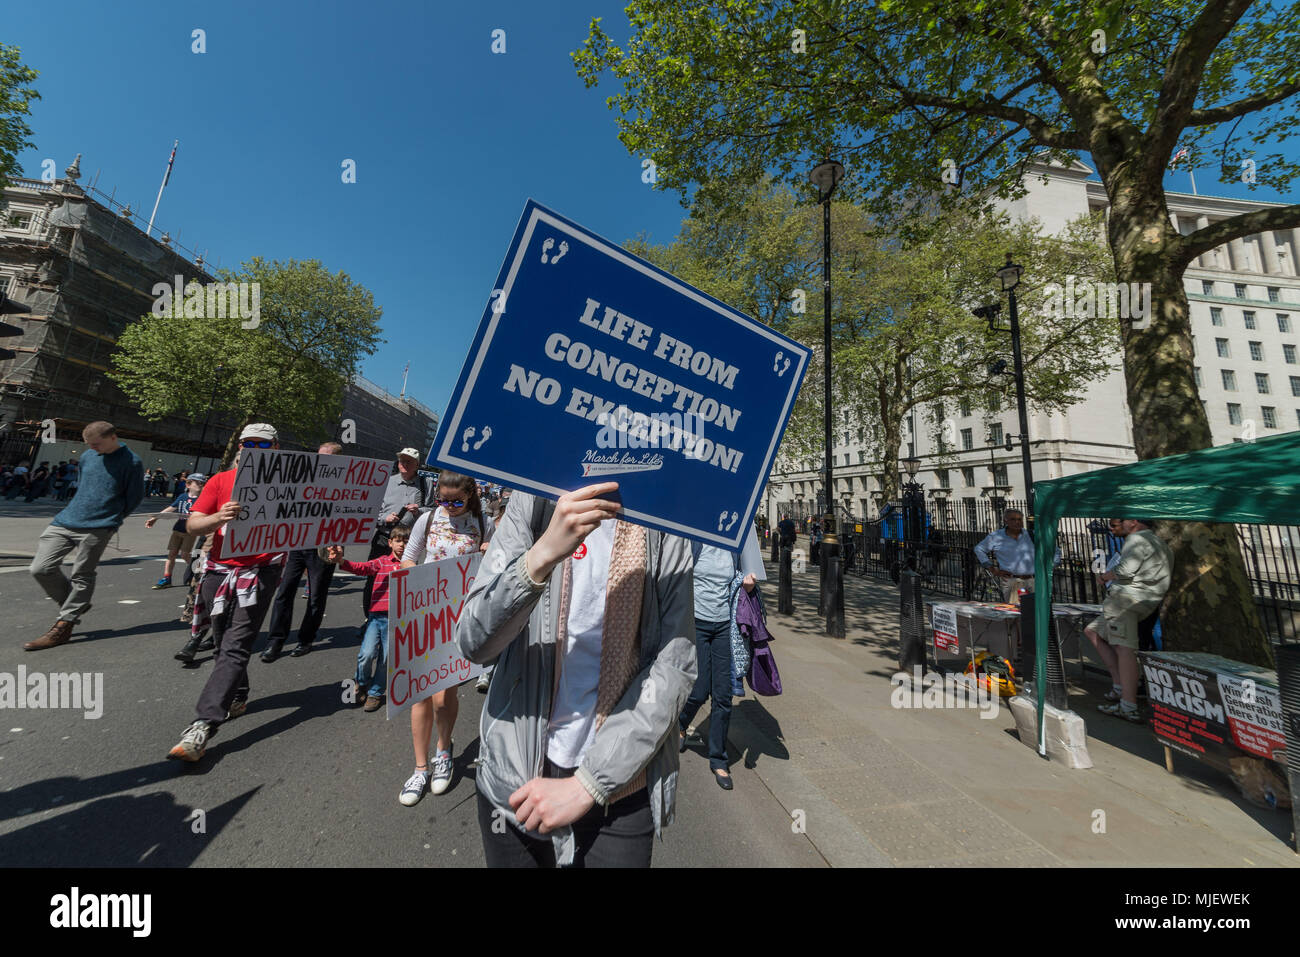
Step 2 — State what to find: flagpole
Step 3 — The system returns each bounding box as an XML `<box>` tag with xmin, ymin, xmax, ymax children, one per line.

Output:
<box><xmin>1189</xmin><ymin>169</ymin><xmax>1198</xmax><ymax>196</ymax></box>
<box><xmin>146</xmin><ymin>139</ymin><xmax>178</xmax><ymax>237</ymax></box>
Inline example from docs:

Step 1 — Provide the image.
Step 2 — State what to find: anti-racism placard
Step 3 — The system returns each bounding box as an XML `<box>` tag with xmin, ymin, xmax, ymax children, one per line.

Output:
<box><xmin>429</xmin><ymin>200</ymin><xmax>811</xmax><ymax>549</ymax></box>
<box><xmin>386</xmin><ymin>553</ymin><xmax>483</xmax><ymax>718</ymax></box>
<box><xmin>222</xmin><ymin>448</ymin><xmax>390</xmax><ymax>558</ymax></box>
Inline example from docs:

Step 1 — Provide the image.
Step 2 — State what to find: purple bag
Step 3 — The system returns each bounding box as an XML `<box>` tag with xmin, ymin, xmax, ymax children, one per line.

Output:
<box><xmin>748</xmin><ymin>641</ymin><xmax>783</xmax><ymax>696</ymax></box>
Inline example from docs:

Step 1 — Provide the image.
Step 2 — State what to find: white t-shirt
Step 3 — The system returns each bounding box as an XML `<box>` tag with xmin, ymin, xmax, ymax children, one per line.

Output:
<box><xmin>546</xmin><ymin>519</ymin><xmax>617</xmax><ymax>769</ymax></box>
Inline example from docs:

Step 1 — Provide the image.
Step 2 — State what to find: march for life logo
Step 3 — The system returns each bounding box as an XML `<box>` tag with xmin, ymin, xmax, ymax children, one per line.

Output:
<box><xmin>430</xmin><ymin>200</ymin><xmax>810</xmax><ymax>549</ymax></box>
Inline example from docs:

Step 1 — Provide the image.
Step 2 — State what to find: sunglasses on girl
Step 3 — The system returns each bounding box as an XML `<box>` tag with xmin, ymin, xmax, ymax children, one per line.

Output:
<box><xmin>241</xmin><ymin>439</ymin><xmax>274</xmax><ymax>449</ymax></box>
<box><xmin>436</xmin><ymin>499</ymin><xmax>466</xmax><ymax>508</ymax></box>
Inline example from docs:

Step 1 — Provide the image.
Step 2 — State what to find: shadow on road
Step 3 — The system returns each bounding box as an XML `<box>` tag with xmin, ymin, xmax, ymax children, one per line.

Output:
<box><xmin>0</xmin><ymin>788</ymin><xmax>260</xmax><ymax>866</ymax></box>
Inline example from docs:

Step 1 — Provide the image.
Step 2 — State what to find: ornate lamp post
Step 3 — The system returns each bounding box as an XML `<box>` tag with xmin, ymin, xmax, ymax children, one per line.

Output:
<box><xmin>810</xmin><ymin>157</ymin><xmax>845</xmax><ymax>637</ymax></box>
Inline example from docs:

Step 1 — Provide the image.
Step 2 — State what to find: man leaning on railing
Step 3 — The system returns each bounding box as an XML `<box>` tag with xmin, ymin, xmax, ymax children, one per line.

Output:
<box><xmin>973</xmin><ymin>508</ymin><xmax>1060</xmax><ymax>605</ymax></box>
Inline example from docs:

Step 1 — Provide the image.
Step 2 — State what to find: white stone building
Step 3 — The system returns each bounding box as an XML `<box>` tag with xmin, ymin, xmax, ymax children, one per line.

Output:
<box><xmin>764</xmin><ymin>159</ymin><xmax>1300</xmax><ymax>524</ymax></box>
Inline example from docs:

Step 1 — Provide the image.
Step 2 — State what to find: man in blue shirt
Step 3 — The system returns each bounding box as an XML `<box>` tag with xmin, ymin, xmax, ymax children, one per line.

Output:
<box><xmin>24</xmin><ymin>421</ymin><xmax>144</xmax><ymax>650</ymax></box>
<box><xmin>973</xmin><ymin>509</ymin><xmax>1059</xmax><ymax>605</ymax></box>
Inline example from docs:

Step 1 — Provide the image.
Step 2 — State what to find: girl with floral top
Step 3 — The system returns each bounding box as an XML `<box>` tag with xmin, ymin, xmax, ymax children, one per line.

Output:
<box><xmin>396</xmin><ymin>471</ymin><xmax>492</xmax><ymax>806</ymax></box>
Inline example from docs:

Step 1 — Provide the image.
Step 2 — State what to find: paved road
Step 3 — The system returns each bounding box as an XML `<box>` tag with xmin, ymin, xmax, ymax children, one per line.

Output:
<box><xmin>0</xmin><ymin>500</ymin><xmax>822</xmax><ymax>867</ymax></box>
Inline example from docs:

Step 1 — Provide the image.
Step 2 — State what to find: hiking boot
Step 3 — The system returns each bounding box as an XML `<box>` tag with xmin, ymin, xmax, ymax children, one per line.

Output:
<box><xmin>364</xmin><ymin>695</ymin><xmax>383</xmax><ymax>713</ymax></box>
<box><xmin>24</xmin><ymin>619</ymin><xmax>74</xmax><ymax>651</ymax></box>
<box><xmin>167</xmin><ymin>721</ymin><xmax>215</xmax><ymax>762</ymax></box>
<box><xmin>196</xmin><ymin>632</ymin><xmax>216</xmax><ymax>652</ymax></box>
<box><xmin>175</xmin><ymin>633</ymin><xmax>203</xmax><ymax>663</ymax></box>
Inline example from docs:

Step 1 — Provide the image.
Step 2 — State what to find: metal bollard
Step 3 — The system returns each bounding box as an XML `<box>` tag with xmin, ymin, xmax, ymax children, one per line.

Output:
<box><xmin>825</xmin><ymin>550</ymin><xmax>845</xmax><ymax>638</ymax></box>
<box><xmin>771</xmin><ymin>533</ymin><xmax>780</xmax><ymax>564</ymax></box>
<box><xmin>779</xmin><ymin>546</ymin><xmax>794</xmax><ymax>615</ymax></box>
<box><xmin>898</xmin><ymin>570</ymin><xmax>925</xmax><ymax>673</ymax></box>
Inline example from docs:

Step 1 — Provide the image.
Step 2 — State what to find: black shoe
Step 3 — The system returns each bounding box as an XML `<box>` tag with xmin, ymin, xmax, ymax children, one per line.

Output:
<box><xmin>261</xmin><ymin>639</ymin><xmax>285</xmax><ymax>663</ymax></box>
<box><xmin>713</xmin><ymin>769</ymin><xmax>734</xmax><ymax>791</ymax></box>
<box><xmin>290</xmin><ymin>643</ymin><xmax>312</xmax><ymax>658</ymax></box>
<box><xmin>196</xmin><ymin>632</ymin><xmax>215</xmax><ymax>652</ymax></box>
<box><xmin>175</xmin><ymin>634</ymin><xmax>202</xmax><ymax>663</ymax></box>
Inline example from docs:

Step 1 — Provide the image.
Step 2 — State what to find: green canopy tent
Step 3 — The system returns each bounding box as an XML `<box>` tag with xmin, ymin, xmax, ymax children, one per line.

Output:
<box><xmin>1030</xmin><ymin>429</ymin><xmax>1300</xmax><ymax>755</ymax></box>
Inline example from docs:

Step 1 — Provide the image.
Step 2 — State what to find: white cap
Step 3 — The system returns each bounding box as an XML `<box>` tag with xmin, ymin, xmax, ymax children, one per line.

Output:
<box><xmin>398</xmin><ymin>448</ymin><xmax>420</xmax><ymax>460</ymax></box>
<box><xmin>240</xmin><ymin>422</ymin><xmax>278</xmax><ymax>442</ymax></box>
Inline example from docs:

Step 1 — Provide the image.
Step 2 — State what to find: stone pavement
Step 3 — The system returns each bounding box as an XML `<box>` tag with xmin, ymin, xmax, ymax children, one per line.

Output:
<box><xmin>696</xmin><ymin>541</ymin><xmax>1299</xmax><ymax>867</ymax></box>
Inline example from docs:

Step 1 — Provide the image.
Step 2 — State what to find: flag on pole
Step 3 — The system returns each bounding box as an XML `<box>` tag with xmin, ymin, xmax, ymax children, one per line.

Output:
<box><xmin>1169</xmin><ymin>147</ymin><xmax>1190</xmax><ymax>170</ymax></box>
<box><xmin>162</xmin><ymin>140</ymin><xmax>178</xmax><ymax>187</ymax></box>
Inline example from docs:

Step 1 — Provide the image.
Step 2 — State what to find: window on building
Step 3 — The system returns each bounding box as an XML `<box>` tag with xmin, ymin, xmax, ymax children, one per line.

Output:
<box><xmin>938</xmin><ymin>469</ymin><xmax>950</xmax><ymax>489</ymax></box>
<box><xmin>986</xmin><ymin>394</ymin><xmax>1000</xmax><ymax>413</ymax></box>
<box><xmin>1268</xmin><ymin>286</ymin><xmax>1280</xmax><ymax>302</ymax></box>
<box><xmin>1279</xmin><ymin>315</ymin><xmax>1291</xmax><ymax>333</ymax></box>
<box><xmin>1235</xmin><ymin>283</ymin><xmax>1247</xmax><ymax>298</ymax></box>
<box><xmin>1203</xmin><ymin>280</ymin><xmax>1215</xmax><ymax>295</ymax></box>
<box><xmin>1194</xmin><ymin>366</ymin><xmax>1202</xmax><ymax>388</ymax></box>
<box><xmin>1290</xmin><ymin>376</ymin><xmax>1300</xmax><ymax>398</ymax></box>
<box><xmin>960</xmin><ymin>466</ymin><xmax>975</xmax><ymax>488</ymax></box>
<box><xmin>960</xmin><ymin>428</ymin><xmax>973</xmax><ymax>450</ymax></box>
<box><xmin>959</xmin><ymin>398</ymin><xmax>971</xmax><ymax>417</ymax></box>
<box><xmin>1243</xmin><ymin>310</ymin><xmax>1256</xmax><ymax>329</ymax></box>
<box><xmin>1210</xmin><ymin>306</ymin><xmax>1224</xmax><ymax>326</ymax></box>
<box><xmin>1262</xmin><ymin>406</ymin><xmax>1277</xmax><ymax>429</ymax></box>
<box><xmin>1227</xmin><ymin>403</ymin><xmax>1242</xmax><ymax>425</ymax></box>
<box><xmin>1256</xmin><ymin>372</ymin><xmax>1270</xmax><ymax>394</ymax></box>
<box><xmin>908</xmin><ymin>440</ymin><xmax>915</xmax><ymax>458</ymax></box>
<box><xmin>1216</xmin><ymin>338</ymin><xmax>1230</xmax><ymax>357</ymax></box>
<box><xmin>1285</xmin><ymin>344</ymin><xmax>1298</xmax><ymax>364</ymax></box>
<box><xmin>989</xmin><ymin>423</ymin><xmax>1003</xmax><ymax>445</ymax></box>
<box><xmin>6</xmin><ymin>212</ymin><xmax>32</xmax><ymax>230</ymax></box>
<box><xmin>1250</xmin><ymin>341</ymin><xmax>1264</xmax><ymax>361</ymax></box>
<box><xmin>844</xmin><ymin>453</ymin><xmax>851</xmax><ymax>466</ymax></box>
<box><xmin>857</xmin><ymin>428</ymin><xmax>864</xmax><ymax>443</ymax></box>
<box><xmin>1222</xmin><ymin>369</ymin><xmax>1237</xmax><ymax>390</ymax></box>
<box><xmin>992</xmin><ymin>464</ymin><xmax>1009</xmax><ymax>487</ymax></box>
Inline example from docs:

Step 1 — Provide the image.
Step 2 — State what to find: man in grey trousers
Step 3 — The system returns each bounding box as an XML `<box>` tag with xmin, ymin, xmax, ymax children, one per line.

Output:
<box><xmin>25</xmin><ymin>421</ymin><xmax>144</xmax><ymax>650</ymax></box>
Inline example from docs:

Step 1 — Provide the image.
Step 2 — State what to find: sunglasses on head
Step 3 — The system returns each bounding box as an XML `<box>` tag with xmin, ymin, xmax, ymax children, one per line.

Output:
<box><xmin>241</xmin><ymin>439</ymin><xmax>273</xmax><ymax>449</ymax></box>
<box><xmin>436</xmin><ymin>499</ymin><xmax>466</xmax><ymax>509</ymax></box>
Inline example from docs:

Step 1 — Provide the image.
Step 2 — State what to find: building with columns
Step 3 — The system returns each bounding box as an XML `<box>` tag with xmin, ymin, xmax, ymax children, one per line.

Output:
<box><xmin>764</xmin><ymin>158</ymin><xmax>1300</xmax><ymax>525</ymax></box>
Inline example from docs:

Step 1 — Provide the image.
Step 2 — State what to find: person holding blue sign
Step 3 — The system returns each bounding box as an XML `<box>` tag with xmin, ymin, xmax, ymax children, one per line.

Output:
<box><xmin>459</xmin><ymin>482</ymin><xmax>696</xmax><ymax>868</ymax></box>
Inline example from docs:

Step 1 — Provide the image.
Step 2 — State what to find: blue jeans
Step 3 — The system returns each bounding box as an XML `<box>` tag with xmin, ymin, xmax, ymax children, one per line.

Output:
<box><xmin>356</xmin><ymin>613</ymin><xmax>388</xmax><ymax>698</ymax></box>
<box><xmin>678</xmin><ymin>617</ymin><xmax>733</xmax><ymax>771</ymax></box>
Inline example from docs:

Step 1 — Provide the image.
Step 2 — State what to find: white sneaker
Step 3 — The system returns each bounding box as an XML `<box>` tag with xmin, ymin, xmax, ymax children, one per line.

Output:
<box><xmin>430</xmin><ymin>746</ymin><xmax>453</xmax><ymax>795</ymax></box>
<box><xmin>476</xmin><ymin>674</ymin><xmax>490</xmax><ymax>693</ymax></box>
<box><xmin>399</xmin><ymin>768</ymin><xmax>430</xmax><ymax>806</ymax></box>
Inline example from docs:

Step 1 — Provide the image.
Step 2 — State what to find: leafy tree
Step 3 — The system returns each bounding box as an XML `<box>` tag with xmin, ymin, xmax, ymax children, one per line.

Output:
<box><xmin>630</xmin><ymin>182</ymin><xmax>1117</xmax><ymax>507</ymax></box>
<box><xmin>0</xmin><ymin>43</ymin><xmax>39</xmax><ymax>191</ymax></box>
<box><xmin>576</xmin><ymin>0</ymin><xmax>1298</xmax><ymax>664</ymax></box>
<box><xmin>109</xmin><ymin>258</ymin><xmax>384</xmax><ymax>466</ymax></box>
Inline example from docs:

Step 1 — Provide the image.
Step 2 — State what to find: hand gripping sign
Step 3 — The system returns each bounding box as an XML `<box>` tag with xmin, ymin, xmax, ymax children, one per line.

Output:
<box><xmin>431</xmin><ymin>200</ymin><xmax>810</xmax><ymax>549</ymax></box>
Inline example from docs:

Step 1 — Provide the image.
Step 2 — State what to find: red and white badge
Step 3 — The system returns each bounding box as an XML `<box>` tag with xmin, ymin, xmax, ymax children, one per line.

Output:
<box><xmin>573</xmin><ymin>543</ymin><xmax>588</xmax><ymax>560</ymax></box>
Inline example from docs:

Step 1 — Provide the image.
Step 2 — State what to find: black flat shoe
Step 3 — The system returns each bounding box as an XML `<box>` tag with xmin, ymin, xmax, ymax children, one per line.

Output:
<box><xmin>713</xmin><ymin>769</ymin><xmax>733</xmax><ymax>791</ymax></box>
<box><xmin>175</xmin><ymin>635</ymin><xmax>201</xmax><ymax>663</ymax></box>
<box><xmin>260</xmin><ymin>640</ymin><xmax>284</xmax><ymax>663</ymax></box>
<box><xmin>290</xmin><ymin>643</ymin><xmax>312</xmax><ymax>658</ymax></box>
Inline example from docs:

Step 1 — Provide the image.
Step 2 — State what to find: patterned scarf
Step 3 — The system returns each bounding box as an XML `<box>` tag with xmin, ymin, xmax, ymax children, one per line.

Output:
<box><xmin>554</xmin><ymin>519</ymin><xmax>648</xmax><ymax>801</ymax></box>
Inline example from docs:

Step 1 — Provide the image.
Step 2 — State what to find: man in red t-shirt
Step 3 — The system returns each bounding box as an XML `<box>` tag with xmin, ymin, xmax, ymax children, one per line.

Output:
<box><xmin>168</xmin><ymin>422</ymin><xmax>287</xmax><ymax>762</ymax></box>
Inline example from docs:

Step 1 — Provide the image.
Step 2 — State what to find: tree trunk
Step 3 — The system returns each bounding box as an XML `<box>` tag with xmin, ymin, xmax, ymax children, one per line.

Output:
<box><xmin>1107</xmin><ymin>198</ymin><xmax>1272</xmax><ymax>666</ymax></box>
<box><xmin>877</xmin><ymin>370</ymin><xmax>902</xmax><ymax>504</ymax></box>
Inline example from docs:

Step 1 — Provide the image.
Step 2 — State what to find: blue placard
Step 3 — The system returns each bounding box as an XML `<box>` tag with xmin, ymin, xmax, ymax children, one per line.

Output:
<box><xmin>430</xmin><ymin>200</ymin><xmax>810</xmax><ymax>549</ymax></box>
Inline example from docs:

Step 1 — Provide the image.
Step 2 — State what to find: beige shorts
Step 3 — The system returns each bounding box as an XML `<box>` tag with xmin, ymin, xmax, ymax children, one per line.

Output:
<box><xmin>1089</xmin><ymin>613</ymin><xmax>1140</xmax><ymax>650</ymax></box>
<box><xmin>167</xmin><ymin>530</ymin><xmax>197</xmax><ymax>557</ymax></box>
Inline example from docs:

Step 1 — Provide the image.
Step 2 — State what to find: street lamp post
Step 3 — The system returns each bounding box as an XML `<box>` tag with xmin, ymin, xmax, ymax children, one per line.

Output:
<box><xmin>810</xmin><ymin>157</ymin><xmax>845</xmax><ymax>638</ymax></box>
<box><xmin>900</xmin><ymin>454</ymin><xmax>924</xmax><ymax>548</ymax></box>
<box><xmin>974</xmin><ymin>254</ymin><xmax>1035</xmax><ymax>518</ymax></box>
<box><xmin>192</xmin><ymin>364</ymin><xmax>224</xmax><ymax>475</ymax></box>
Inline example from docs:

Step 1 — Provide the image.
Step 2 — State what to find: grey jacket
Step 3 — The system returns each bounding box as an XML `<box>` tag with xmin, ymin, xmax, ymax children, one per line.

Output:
<box><xmin>458</xmin><ymin>492</ymin><xmax>697</xmax><ymax>865</ymax></box>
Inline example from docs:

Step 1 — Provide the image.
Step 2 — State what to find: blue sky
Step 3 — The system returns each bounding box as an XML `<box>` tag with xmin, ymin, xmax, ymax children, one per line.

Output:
<box><xmin>5</xmin><ymin>1</ymin><xmax>1298</xmax><ymax>421</ymax></box>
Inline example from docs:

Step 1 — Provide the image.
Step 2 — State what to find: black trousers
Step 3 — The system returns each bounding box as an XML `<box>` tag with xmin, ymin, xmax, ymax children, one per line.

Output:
<box><xmin>265</xmin><ymin>549</ymin><xmax>335</xmax><ymax>648</ymax></box>
<box><xmin>476</xmin><ymin>763</ymin><xmax>653</xmax><ymax>868</ymax></box>
<box><xmin>195</xmin><ymin>564</ymin><xmax>282</xmax><ymax>726</ymax></box>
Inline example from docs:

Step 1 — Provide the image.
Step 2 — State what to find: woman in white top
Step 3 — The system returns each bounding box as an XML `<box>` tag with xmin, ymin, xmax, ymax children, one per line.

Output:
<box><xmin>396</xmin><ymin>471</ymin><xmax>492</xmax><ymax>806</ymax></box>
